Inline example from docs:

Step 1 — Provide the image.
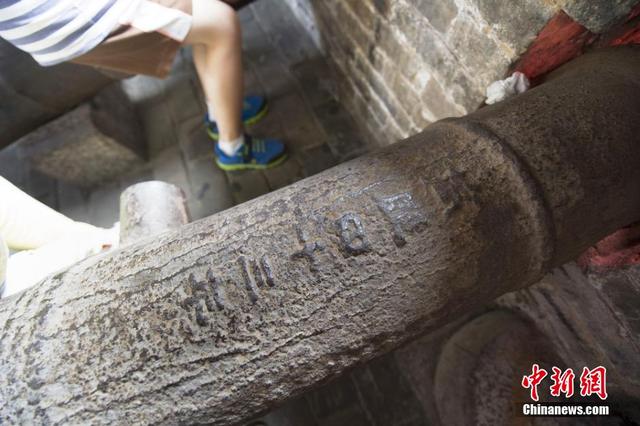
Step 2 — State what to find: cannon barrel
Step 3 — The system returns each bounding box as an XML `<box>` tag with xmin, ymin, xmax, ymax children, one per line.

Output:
<box><xmin>1</xmin><ymin>46</ymin><xmax>640</xmax><ymax>425</ymax></box>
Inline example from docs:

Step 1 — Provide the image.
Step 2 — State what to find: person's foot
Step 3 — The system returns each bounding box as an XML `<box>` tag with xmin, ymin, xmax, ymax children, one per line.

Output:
<box><xmin>206</xmin><ymin>95</ymin><xmax>268</xmax><ymax>141</ymax></box>
<box><xmin>214</xmin><ymin>135</ymin><xmax>287</xmax><ymax>171</ymax></box>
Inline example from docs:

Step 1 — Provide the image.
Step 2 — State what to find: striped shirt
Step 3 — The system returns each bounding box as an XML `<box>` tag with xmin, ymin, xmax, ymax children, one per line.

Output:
<box><xmin>0</xmin><ymin>0</ymin><xmax>142</xmax><ymax>66</ymax></box>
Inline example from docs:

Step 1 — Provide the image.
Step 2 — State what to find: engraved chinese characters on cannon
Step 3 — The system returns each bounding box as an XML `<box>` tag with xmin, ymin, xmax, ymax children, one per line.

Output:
<box><xmin>377</xmin><ymin>193</ymin><xmax>428</xmax><ymax>247</ymax></box>
<box><xmin>182</xmin><ymin>254</ymin><xmax>277</xmax><ymax>325</ymax></box>
<box><xmin>336</xmin><ymin>212</ymin><xmax>371</xmax><ymax>256</ymax></box>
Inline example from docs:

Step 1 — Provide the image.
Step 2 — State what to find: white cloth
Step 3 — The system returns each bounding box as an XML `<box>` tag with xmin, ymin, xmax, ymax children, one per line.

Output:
<box><xmin>2</xmin><ymin>223</ymin><xmax>119</xmax><ymax>298</ymax></box>
<box><xmin>0</xmin><ymin>176</ymin><xmax>119</xmax><ymax>298</ymax></box>
<box><xmin>485</xmin><ymin>72</ymin><xmax>530</xmax><ymax>105</ymax></box>
<box><xmin>0</xmin><ymin>0</ymin><xmax>142</xmax><ymax>66</ymax></box>
<box><xmin>0</xmin><ymin>176</ymin><xmax>90</xmax><ymax>250</ymax></box>
<box><xmin>121</xmin><ymin>0</ymin><xmax>192</xmax><ymax>42</ymax></box>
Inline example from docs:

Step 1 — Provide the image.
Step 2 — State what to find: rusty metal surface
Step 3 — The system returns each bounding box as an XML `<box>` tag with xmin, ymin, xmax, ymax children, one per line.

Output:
<box><xmin>0</xmin><ymin>47</ymin><xmax>639</xmax><ymax>425</ymax></box>
<box><xmin>472</xmin><ymin>47</ymin><xmax>640</xmax><ymax>266</ymax></box>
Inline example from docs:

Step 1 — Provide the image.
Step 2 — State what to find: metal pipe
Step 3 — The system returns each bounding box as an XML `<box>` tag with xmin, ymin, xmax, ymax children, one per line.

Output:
<box><xmin>1</xmin><ymin>46</ymin><xmax>639</xmax><ymax>425</ymax></box>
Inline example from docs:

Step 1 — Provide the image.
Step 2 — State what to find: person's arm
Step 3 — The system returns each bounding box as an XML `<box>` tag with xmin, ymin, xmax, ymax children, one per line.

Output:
<box><xmin>0</xmin><ymin>176</ymin><xmax>98</xmax><ymax>250</ymax></box>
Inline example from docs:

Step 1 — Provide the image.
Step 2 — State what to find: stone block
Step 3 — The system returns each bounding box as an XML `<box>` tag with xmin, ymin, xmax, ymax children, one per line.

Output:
<box><xmin>291</xmin><ymin>57</ymin><xmax>337</xmax><ymax>108</ymax></box>
<box><xmin>420</xmin><ymin>78</ymin><xmax>465</xmax><ymax>121</ymax></box>
<box><xmin>345</xmin><ymin>1</ymin><xmax>378</xmax><ymax>32</ymax></box>
<box><xmin>251</xmin><ymin>0</ymin><xmax>320</xmax><ymax>65</ymax></box>
<box><xmin>283</xmin><ymin>0</ymin><xmax>640</xmax><ymax>166</ymax></box>
<box><xmin>390</xmin><ymin>73</ymin><xmax>429</xmax><ymax>128</ymax></box>
<box><xmin>162</xmin><ymin>72</ymin><xmax>205</xmax><ymax>126</ymax></box>
<box><xmin>414</xmin><ymin>0</ymin><xmax>458</xmax><ymax>33</ymax></box>
<box><xmin>351</xmin><ymin>50</ymin><xmax>414</xmax><ymax>133</ymax></box>
<box><xmin>186</xmin><ymin>155</ymin><xmax>234</xmax><ymax>220</ymax></box>
<box><xmin>333</xmin><ymin>0</ymin><xmax>374</xmax><ymax>54</ymax></box>
<box><xmin>314</xmin><ymin>99</ymin><xmax>368</xmax><ymax>160</ymax></box>
<box><xmin>151</xmin><ymin>145</ymin><xmax>190</xmax><ymax>193</ymax></box>
<box><xmin>262</xmin><ymin>156</ymin><xmax>305</xmax><ymax>191</ymax></box>
<box><xmin>90</xmin><ymin>83</ymin><xmax>146</xmax><ymax>158</ymax></box>
<box><xmin>446</xmin><ymin>14</ymin><xmax>512</xmax><ymax>88</ymax></box>
<box><xmin>269</xmin><ymin>92</ymin><xmax>326</xmax><ymax>152</ymax></box>
<box><xmin>305</xmin><ymin>374</ymin><xmax>369</xmax><ymax>425</ymax></box>
<box><xmin>281</xmin><ymin>0</ymin><xmax>323</xmax><ymax>48</ymax></box>
<box><xmin>56</xmin><ymin>181</ymin><xmax>92</xmax><ymax>224</ymax></box>
<box><xmin>474</xmin><ymin>0</ymin><xmax>556</xmax><ymax>53</ymax></box>
<box><xmin>390</xmin><ymin>4</ymin><xmax>461</xmax><ymax>88</ymax></box>
<box><xmin>0</xmin><ymin>144</ymin><xmax>26</xmax><ymax>191</ymax></box>
<box><xmin>25</xmin><ymin>168</ymin><xmax>59</xmax><ymax>208</ymax></box>
<box><xmin>299</xmin><ymin>143</ymin><xmax>339</xmax><ymax>177</ymax></box>
<box><xmin>260</xmin><ymin>395</ymin><xmax>317</xmax><ymax>426</ymax></box>
<box><xmin>371</xmin><ymin>0</ymin><xmax>390</xmax><ymax>17</ymax></box>
<box><xmin>0</xmin><ymin>39</ymin><xmax>113</xmax><ymax>148</ymax></box>
<box><xmin>178</xmin><ymin>120</ymin><xmax>213</xmax><ymax>162</ymax></box>
<box><xmin>226</xmin><ymin>169</ymin><xmax>270</xmax><ymax>204</ymax></box>
<box><xmin>332</xmin><ymin>73</ymin><xmax>385</xmax><ymax>147</ymax></box>
<box><xmin>17</xmin><ymin>83</ymin><xmax>145</xmax><ymax>188</ymax></box>
<box><xmin>351</xmin><ymin>354</ymin><xmax>428</xmax><ymax>426</ymax></box>
<box><xmin>559</xmin><ymin>0</ymin><xmax>639</xmax><ymax>33</ymax></box>
<box><xmin>87</xmin><ymin>181</ymin><xmax>122</xmax><ymax>228</ymax></box>
<box><xmin>377</xmin><ymin>23</ymin><xmax>421</xmax><ymax>83</ymax></box>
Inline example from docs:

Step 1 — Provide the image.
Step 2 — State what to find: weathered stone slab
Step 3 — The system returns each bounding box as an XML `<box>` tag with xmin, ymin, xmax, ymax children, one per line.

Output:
<box><xmin>16</xmin><ymin>83</ymin><xmax>145</xmax><ymax>188</ymax></box>
<box><xmin>226</xmin><ymin>168</ymin><xmax>271</xmax><ymax>204</ymax></box>
<box><xmin>263</xmin><ymin>156</ymin><xmax>305</xmax><ymax>191</ymax></box>
<box><xmin>0</xmin><ymin>40</ymin><xmax>113</xmax><ymax>148</ymax></box>
<box><xmin>474</xmin><ymin>0</ymin><xmax>556</xmax><ymax>52</ymax></box>
<box><xmin>351</xmin><ymin>354</ymin><xmax>428</xmax><ymax>425</ymax></box>
<box><xmin>259</xmin><ymin>395</ymin><xmax>318</xmax><ymax>426</ymax></box>
<box><xmin>186</xmin><ymin>155</ymin><xmax>234</xmax><ymax>220</ymax></box>
<box><xmin>414</xmin><ymin>0</ymin><xmax>458</xmax><ymax>33</ymax></box>
<box><xmin>559</xmin><ymin>0</ymin><xmax>639</xmax><ymax>33</ymax></box>
<box><xmin>298</xmin><ymin>143</ymin><xmax>339</xmax><ymax>177</ymax></box>
<box><xmin>306</xmin><ymin>375</ymin><xmax>370</xmax><ymax>426</ymax></box>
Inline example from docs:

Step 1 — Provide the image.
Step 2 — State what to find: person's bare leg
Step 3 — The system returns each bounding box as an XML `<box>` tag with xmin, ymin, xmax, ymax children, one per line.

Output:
<box><xmin>186</xmin><ymin>0</ymin><xmax>243</xmax><ymax>142</ymax></box>
<box><xmin>191</xmin><ymin>44</ymin><xmax>207</xmax><ymax>90</ymax></box>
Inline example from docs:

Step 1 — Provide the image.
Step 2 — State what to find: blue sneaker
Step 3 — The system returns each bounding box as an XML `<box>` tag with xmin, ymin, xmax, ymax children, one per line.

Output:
<box><xmin>215</xmin><ymin>135</ymin><xmax>287</xmax><ymax>171</ymax></box>
<box><xmin>206</xmin><ymin>95</ymin><xmax>269</xmax><ymax>141</ymax></box>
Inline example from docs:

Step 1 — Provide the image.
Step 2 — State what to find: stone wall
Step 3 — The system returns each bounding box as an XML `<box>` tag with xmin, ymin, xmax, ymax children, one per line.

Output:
<box><xmin>279</xmin><ymin>0</ymin><xmax>323</xmax><ymax>48</ymax></box>
<box><xmin>282</xmin><ymin>0</ymin><xmax>639</xmax><ymax>145</ymax></box>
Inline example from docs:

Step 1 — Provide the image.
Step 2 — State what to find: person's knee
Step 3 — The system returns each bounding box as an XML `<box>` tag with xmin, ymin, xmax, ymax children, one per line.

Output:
<box><xmin>192</xmin><ymin>0</ymin><xmax>241</xmax><ymax>46</ymax></box>
<box><xmin>210</xmin><ymin>1</ymin><xmax>241</xmax><ymax>40</ymax></box>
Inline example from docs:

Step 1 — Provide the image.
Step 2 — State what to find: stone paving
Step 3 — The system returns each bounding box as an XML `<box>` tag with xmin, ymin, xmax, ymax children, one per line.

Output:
<box><xmin>0</xmin><ymin>1</ymin><xmax>434</xmax><ymax>425</ymax></box>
